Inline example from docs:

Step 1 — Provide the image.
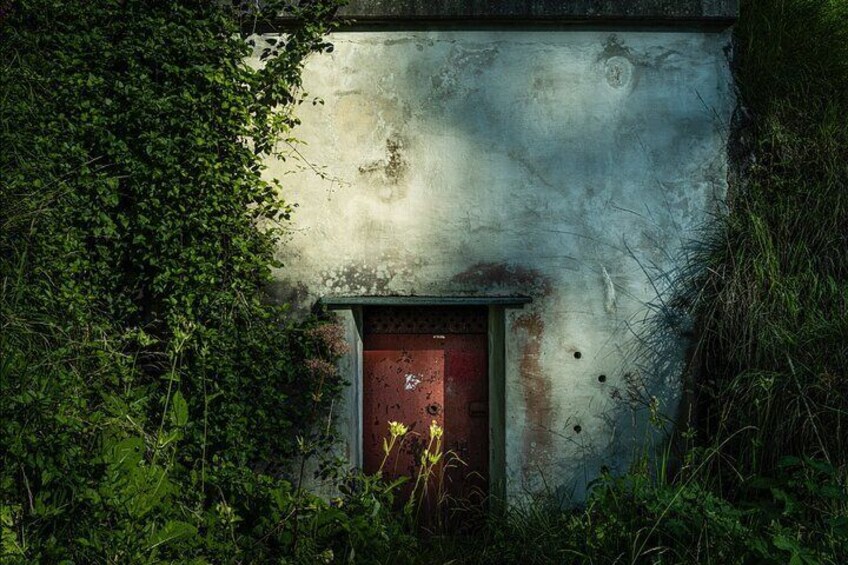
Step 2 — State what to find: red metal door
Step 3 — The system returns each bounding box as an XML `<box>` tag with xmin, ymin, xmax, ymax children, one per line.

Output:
<box><xmin>443</xmin><ymin>333</ymin><xmax>488</xmax><ymax>506</ymax></box>
<box><xmin>362</xmin><ymin>307</ymin><xmax>489</xmax><ymax>520</ymax></box>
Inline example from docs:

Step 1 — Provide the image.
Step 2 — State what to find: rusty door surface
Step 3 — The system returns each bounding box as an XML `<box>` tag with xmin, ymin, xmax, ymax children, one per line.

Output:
<box><xmin>362</xmin><ymin>306</ymin><xmax>489</xmax><ymax>517</ymax></box>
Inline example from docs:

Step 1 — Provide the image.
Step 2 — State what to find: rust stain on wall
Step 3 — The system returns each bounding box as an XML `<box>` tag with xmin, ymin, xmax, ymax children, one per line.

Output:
<box><xmin>511</xmin><ymin>311</ymin><xmax>554</xmax><ymax>462</ymax></box>
<box><xmin>453</xmin><ymin>262</ymin><xmax>552</xmax><ymax>296</ymax></box>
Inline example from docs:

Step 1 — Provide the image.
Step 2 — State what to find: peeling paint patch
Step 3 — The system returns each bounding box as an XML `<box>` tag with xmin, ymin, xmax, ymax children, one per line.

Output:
<box><xmin>358</xmin><ymin>133</ymin><xmax>409</xmax><ymax>202</ymax></box>
<box><xmin>321</xmin><ymin>263</ymin><xmax>394</xmax><ymax>295</ymax></box>
<box><xmin>597</xmin><ymin>35</ymin><xmax>640</xmax><ymax>91</ymax></box>
<box><xmin>404</xmin><ymin>373</ymin><xmax>422</xmax><ymax>391</ymax></box>
<box><xmin>604</xmin><ymin>56</ymin><xmax>633</xmax><ymax>89</ymax></box>
<box><xmin>384</xmin><ymin>134</ymin><xmax>407</xmax><ymax>183</ymax></box>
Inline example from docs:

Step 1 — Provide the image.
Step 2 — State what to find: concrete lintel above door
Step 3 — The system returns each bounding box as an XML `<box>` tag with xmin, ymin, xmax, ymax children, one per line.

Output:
<box><xmin>320</xmin><ymin>295</ymin><xmax>532</xmax><ymax>308</ymax></box>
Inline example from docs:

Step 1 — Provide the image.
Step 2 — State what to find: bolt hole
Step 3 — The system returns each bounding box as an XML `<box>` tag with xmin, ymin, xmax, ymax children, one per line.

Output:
<box><xmin>598</xmin><ymin>374</ymin><xmax>607</xmax><ymax>383</ymax></box>
<box><xmin>574</xmin><ymin>351</ymin><xmax>582</xmax><ymax>359</ymax></box>
<box><xmin>573</xmin><ymin>425</ymin><xmax>582</xmax><ymax>433</ymax></box>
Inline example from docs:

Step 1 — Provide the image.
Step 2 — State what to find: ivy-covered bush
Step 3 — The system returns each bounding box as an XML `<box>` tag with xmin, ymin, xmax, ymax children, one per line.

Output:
<box><xmin>0</xmin><ymin>1</ymin><xmax>408</xmax><ymax>562</ymax></box>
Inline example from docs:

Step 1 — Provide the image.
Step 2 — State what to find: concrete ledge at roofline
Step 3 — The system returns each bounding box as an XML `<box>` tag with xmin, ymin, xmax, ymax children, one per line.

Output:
<box><xmin>319</xmin><ymin>295</ymin><xmax>533</xmax><ymax>308</ymax></box>
<box><xmin>254</xmin><ymin>2</ymin><xmax>738</xmax><ymax>33</ymax></box>
<box><xmin>336</xmin><ymin>0</ymin><xmax>738</xmax><ymax>23</ymax></box>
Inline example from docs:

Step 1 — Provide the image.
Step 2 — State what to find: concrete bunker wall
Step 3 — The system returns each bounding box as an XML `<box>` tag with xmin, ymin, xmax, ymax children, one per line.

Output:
<box><xmin>253</xmin><ymin>26</ymin><xmax>736</xmax><ymax>501</ymax></box>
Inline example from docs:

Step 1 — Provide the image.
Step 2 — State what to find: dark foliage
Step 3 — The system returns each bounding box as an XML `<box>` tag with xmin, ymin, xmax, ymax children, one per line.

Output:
<box><xmin>0</xmin><ymin>1</ymin><xmax>407</xmax><ymax>562</ymax></box>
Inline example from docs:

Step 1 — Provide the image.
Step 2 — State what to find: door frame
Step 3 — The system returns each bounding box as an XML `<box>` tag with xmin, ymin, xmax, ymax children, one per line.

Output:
<box><xmin>324</xmin><ymin>296</ymin><xmax>531</xmax><ymax>500</ymax></box>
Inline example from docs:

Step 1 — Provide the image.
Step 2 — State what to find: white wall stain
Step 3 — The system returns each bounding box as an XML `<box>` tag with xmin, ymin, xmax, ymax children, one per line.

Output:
<box><xmin>602</xmin><ymin>265</ymin><xmax>617</xmax><ymax>315</ymax></box>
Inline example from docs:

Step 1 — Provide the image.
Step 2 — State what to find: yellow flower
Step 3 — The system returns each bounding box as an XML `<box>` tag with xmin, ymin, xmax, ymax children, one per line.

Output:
<box><xmin>388</xmin><ymin>420</ymin><xmax>409</xmax><ymax>438</ymax></box>
<box><xmin>429</xmin><ymin>420</ymin><xmax>443</xmax><ymax>439</ymax></box>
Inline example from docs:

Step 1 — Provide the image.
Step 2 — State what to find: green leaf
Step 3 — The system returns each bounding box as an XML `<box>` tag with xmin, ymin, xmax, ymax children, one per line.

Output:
<box><xmin>772</xmin><ymin>533</ymin><xmax>801</xmax><ymax>554</ymax></box>
<box><xmin>106</xmin><ymin>437</ymin><xmax>144</xmax><ymax>471</ymax></box>
<box><xmin>170</xmin><ymin>391</ymin><xmax>188</xmax><ymax>427</ymax></box>
<box><xmin>147</xmin><ymin>520</ymin><xmax>197</xmax><ymax>550</ymax></box>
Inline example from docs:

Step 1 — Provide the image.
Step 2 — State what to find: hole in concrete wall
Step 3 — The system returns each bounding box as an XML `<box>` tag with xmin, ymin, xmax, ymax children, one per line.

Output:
<box><xmin>573</xmin><ymin>424</ymin><xmax>582</xmax><ymax>434</ymax></box>
<box><xmin>573</xmin><ymin>351</ymin><xmax>582</xmax><ymax>359</ymax></box>
<box><xmin>598</xmin><ymin>374</ymin><xmax>607</xmax><ymax>383</ymax></box>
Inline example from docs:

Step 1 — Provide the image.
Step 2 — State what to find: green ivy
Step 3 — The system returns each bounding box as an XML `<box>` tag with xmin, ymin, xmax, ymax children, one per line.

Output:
<box><xmin>0</xmin><ymin>1</ymin><xmax>404</xmax><ymax>562</ymax></box>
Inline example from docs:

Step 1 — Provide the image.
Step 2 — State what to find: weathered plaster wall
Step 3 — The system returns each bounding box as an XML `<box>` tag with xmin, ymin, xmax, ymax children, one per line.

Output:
<box><xmin>254</xmin><ymin>29</ymin><xmax>735</xmax><ymax>501</ymax></box>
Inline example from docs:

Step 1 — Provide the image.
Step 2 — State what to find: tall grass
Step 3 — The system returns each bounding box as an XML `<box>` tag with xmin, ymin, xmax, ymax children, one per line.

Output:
<box><xmin>693</xmin><ymin>0</ymin><xmax>848</xmax><ymax>479</ymax></box>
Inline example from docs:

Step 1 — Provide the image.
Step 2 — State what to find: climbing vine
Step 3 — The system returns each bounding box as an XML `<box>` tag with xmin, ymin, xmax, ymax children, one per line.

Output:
<box><xmin>0</xmin><ymin>1</ymin><xmax>400</xmax><ymax>562</ymax></box>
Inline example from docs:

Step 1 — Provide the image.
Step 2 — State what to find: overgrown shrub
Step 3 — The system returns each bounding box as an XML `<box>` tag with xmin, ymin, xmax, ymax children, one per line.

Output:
<box><xmin>0</xmin><ymin>1</ymin><xmax>403</xmax><ymax>562</ymax></box>
<box><xmin>426</xmin><ymin>458</ymin><xmax>845</xmax><ymax>564</ymax></box>
<box><xmin>692</xmin><ymin>0</ymin><xmax>848</xmax><ymax>478</ymax></box>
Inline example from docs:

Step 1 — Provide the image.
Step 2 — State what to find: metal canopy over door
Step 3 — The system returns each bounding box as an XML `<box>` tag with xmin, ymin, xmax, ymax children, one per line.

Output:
<box><xmin>362</xmin><ymin>306</ymin><xmax>489</xmax><ymax>523</ymax></box>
